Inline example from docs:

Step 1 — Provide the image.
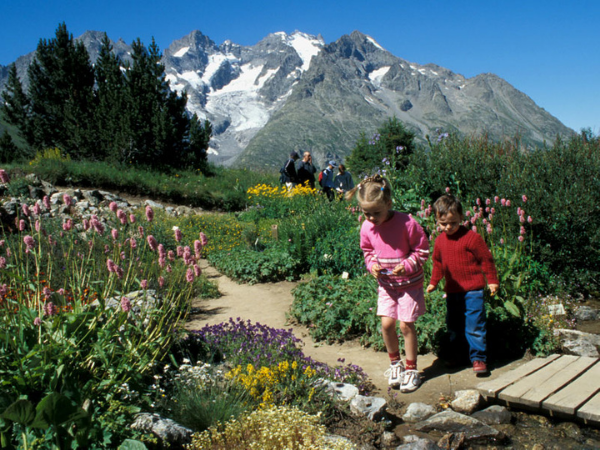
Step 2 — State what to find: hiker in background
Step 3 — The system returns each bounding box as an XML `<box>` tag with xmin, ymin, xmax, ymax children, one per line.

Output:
<box><xmin>346</xmin><ymin>174</ymin><xmax>429</xmax><ymax>392</ymax></box>
<box><xmin>334</xmin><ymin>164</ymin><xmax>354</xmax><ymax>199</ymax></box>
<box><xmin>321</xmin><ymin>160</ymin><xmax>337</xmax><ymax>201</ymax></box>
<box><xmin>297</xmin><ymin>151</ymin><xmax>317</xmax><ymax>189</ymax></box>
<box><xmin>280</xmin><ymin>151</ymin><xmax>300</xmax><ymax>189</ymax></box>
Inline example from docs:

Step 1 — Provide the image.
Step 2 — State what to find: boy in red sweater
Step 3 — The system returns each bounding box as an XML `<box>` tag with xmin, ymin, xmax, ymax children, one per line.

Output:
<box><xmin>426</xmin><ymin>195</ymin><xmax>499</xmax><ymax>374</ymax></box>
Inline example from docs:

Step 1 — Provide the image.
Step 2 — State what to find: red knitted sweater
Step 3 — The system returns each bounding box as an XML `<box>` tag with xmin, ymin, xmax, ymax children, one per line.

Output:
<box><xmin>429</xmin><ymin>226</ymin><xmax>499</xmax><ymax>293</ymax></box>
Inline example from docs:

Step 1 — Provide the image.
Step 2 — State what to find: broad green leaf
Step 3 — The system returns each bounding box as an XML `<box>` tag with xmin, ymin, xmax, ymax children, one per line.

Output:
<box><xmin>504</xmin><ymin>301</ymin><xmax>521</xmax><ymax>318</ymax></box>
<box><xmin>1</xmin><ymin>399</ymin><xmax>35</xmax><ymax>426</ymax></box>
<box><xmin>119</xmin><ymin>439</ymin><xmax>149</xmax><ymax>450</ymax></box>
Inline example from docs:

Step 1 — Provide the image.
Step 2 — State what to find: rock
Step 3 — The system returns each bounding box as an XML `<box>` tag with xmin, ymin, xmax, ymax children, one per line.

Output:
<box><xmin>175</xmin><ymin>205</ymin><xmax>195</xmax><ymax>216</ymax></box>
<box><xmin>471</xmin><ymin>405</ymin><xmax>512</xmax><ymax>425</ymax></box>
<box><xmin>437</xmin><ymin>432</ymin><xmax>465</xmax><ymax>450</ymax></box>
<box><xmin>81</xmin><ymin>190</ymin><xmax>103</xmax><ymax>206</ymax></box>
<box><xmin>28</xmin><ymin>185</ymin><xmax>46</xmax><ymax>200</ymax></box>
<box><xmin>402</xmin><ymin>402</ymin><xmax>437</xmax><ymax>423</ymax></box>
<box><xmin>574</xmin><ymin>306</ymin><xmax>599</xmax><ymax>321</ymax></box>
<box><xmin>415</xmin><ymin>410</ymin><xmax>504</xmax><ymax>442</ymax></box>
<box><xmin>554</xmin><ymin>329</ymin><xmax>600</xmax><ymax>357</ymax></box>
<box><xmin>323</xmin><ymin>434</ymin><xmax>357</xmax><ymax>448</ymax></box>
<box><xmin>380</xmin><ymin>431</ymin><xmax>398</xmax><ymax>447</ymax></box>
<box><xmin>397</xmin><ymin>435</ymin><xmax>441</xmax><ymax>449</ymax></box>
<box><xmin>131</xmin><ymin>413</ymin><xmax>192</xmax><ymax>446</ymax></box>
<box><xmin>350</xmin><ymin>395</ymin><xmax>387</xmax><ymax>421</ymax></box>
<box><xmin>323</xmin><ymin>381</ymin><xmax>359</xmax><ymax>401</ymax></box>
<box><xmin>451</xmin><ymin>389</ymin><xmax>482</xmax><ymax>414</ymax></box>
<box><xmin>145</xmin><ymin>199</ymin><xmax>165</xmax><ymax>209</ymax></box>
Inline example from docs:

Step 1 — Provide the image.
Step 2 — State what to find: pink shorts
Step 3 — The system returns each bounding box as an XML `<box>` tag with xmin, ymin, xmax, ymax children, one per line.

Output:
<box><xmin>377</xmin><ymin>285</ymin><xmax>426</xmax><ymax>322</ymax></box>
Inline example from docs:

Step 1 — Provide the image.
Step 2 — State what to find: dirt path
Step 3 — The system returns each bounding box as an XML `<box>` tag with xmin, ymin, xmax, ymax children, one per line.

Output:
<box><xmin>186</xmin><ymin>261</ymin><xmax>527</xmax><ymax>410</ymax></box>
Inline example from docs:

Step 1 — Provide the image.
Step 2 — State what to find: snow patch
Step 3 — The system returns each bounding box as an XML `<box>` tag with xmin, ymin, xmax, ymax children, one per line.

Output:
<box><xmin>369</xmin><ymin>66</ymin><xmax>391</xmax><ymax>86</ymax></box>
<box><xmin>173</xmin><ymin>46</ymin><xmax>189</xmax><ymax>58</ymax></box>
<box><xmin>179</xmin><ymin>70</ymin><xmax>204</xmax><ymax>89</ymax></box>
<box><xmin>366</xmin><ymin>36</ymin><xmax>384</xmax><ymax>51</ymax></box>
<box><xmin>288</xmin><ymin>32</ymin><xmax>322</xmax><ymax>71</ymax></box>
<box><xmin>202</xmin><ymin>54</ymin><xmax>237</xmax><ymax>86</ymax></box>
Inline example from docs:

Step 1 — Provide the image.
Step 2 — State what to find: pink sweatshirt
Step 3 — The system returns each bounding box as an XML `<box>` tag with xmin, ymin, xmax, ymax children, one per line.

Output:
<box><xmin>360</xmin><ymin>211</ymin><xmax>430</xmax><ymax>290</ymax></box>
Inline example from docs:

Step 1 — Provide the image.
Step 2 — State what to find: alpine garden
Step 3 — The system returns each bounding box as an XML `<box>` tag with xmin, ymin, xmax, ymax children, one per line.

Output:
<box><xmin>1</xmin><ymin>22</ymin><xmax>599</xmax><ymax>449</ymax></box>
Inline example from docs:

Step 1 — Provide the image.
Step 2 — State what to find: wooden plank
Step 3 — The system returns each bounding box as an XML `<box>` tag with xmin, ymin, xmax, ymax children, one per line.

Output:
<box><xmin>477</xmin><ymin>354</ymin><xmax>561</xmax><ymax>399</ymax></box>
<box><xmin>577</xmin><ymin>391</ymin><xmax>600</xmax><ymax>424</ymax></box>
<box><xmin>498</xmin><ymin>355</ymin><xmax>582</xmax><ymax>407</ymax></box>
<box><xmin>542</xmin><ymin>359</ymin><xmax>600</xmax><ymax>415</ymax></box>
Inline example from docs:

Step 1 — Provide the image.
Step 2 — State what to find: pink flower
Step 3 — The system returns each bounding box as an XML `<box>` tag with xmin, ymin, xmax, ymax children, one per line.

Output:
<box><xmin>43</xmin><ymin>287</ymin><xmax>52</xmax><ymax>299</ymax></box>
<box><xmin>43</xmin><ymin>196</ymin><xmax>51</xmax><ymax>210</ymax></box>
<box><xmin>486</xmin><ymin>226</ymin><xmax>493</xmax><ymax>234</ymax></box>
<box><xmin>506</xmin><ymin>200</ymin><xmax>511</xmax><ymax>207</ymax></box>
<box><xmin>500</xmin><ymin>238</ymin><xmax>505</xmax><ymax>245</ymax></box>
<box><xmin>117</xmin><ymin>210</ymin><xmax>127</xmax><ymax>225</ymax></box>
<box><xmin>159</xmin><ymin>276</ymin><xmax>165</xmax><ymax>288</ymax></box>
<box><xmin>91</xmin><ymin>216</ymin><xmax>105</xmax><ymax>234</ymax></box>
<box><xmin>130</xmin><ymin>237</ymin><xmax>137</xmax><ymax>249</ymax></box>
<box><xmin>520</xmin><ymin>226</ymin><xmax>526</xmax><ymax>235</ymax></box>
<box><xmin>186</xmin><ymin>268</ymin><xmax>195</xmax><ymax>283</ymax></box>
<box><xmin>63</xmin><ymin>194</ymin><xmax>72</xmax><ymax>207</ymax></box>
<box><xmin>168</xmin><ymin>250</ymin><xmax>175</xmax><ymax>261</ymax></box>
<box><xmin>22</xmin><ymin>203</ymin><xmax>30</xmax><ymax>217</ymax></box>
<box><xmin>194</xmin><ymin>240</ymin><xmax>202</xmax><ymax>258</ymax></box>
<box><xmin>145</xmin><ymin>206</ymin><xmax>154</xmax><ymax>222</ymax></box>
<box><xmin>176</xmin><ymin>246</ymin><xmax>183</xmax><ymax>257</ymax></box>
<box><xmin>23</xmin><ymin>235</ymin><xmax>35</xmax><ymax>249</ymax></box>
<box><xmin>194</xmin><ymin>264</ymin><xmax>201</xmax><ymax>277</ymax></box>
<box><xmin>107</xmin><ymin>259</ymin><xmax>116</xmax><ymax>272</ymax></box>
<box><xmin>19</xmin><ymin>219</ymin><xmax>26</xmax><ymax>231</ymax></box>
<box><xmin>485</xmin><ymin>198</ymin><xmax>491</xmax><ymax>205</ymax></box>
<box><xmin>33</xmin><ymin>202</ymin><xmax>41</xmax><ymax>215</ymax></box>
<box><xmin>120</xmin><ymin>251</ymin><xmax>125</xmax><ymax>260</ymax></box>
<box><xmin>34</xmin><ymin>317</ymin><xmax>42</xmax><ymax>326</ymax></box>
<box><xmin>528</xmin><ymin>216</ymin><xmax>533</xmax><ymax>223</ymax></box>
<box><xmin>104</xmin><ymin>244</ymin><xmax>110</xmax><ymax>254</ymax></box>
<box><xmin>445</xmin><ymin>187</ymin><xmax>451</xmax><ymax>193</ymax></box>
<box><xmin>522</xmin><ymin>195</ymin><xmax>528</xmax><ymax>203</ymax></box>
<box><xmin>44</xmin><ymin>302</ymin><xmax>58</xmax><ymax>316</ymax></box>
<box><xmin>116</xmin><ymin>266</ymin><xmax>124</xmax><ymax>279</ymax></box>
<box><xmin>0</xmin><ymin>257</ymin><xmax>5</xmax><ymax>269</ymax></box>
<box><xmin>167</xmin><ymin>265</ymin><xmax>172</xmax><ymax>273</ymax></box>
<box><xmin>121</xmin><ymin>297</ymin><xmax>131</xmax><ymax>312</ymax></box>
<box><xmin>518</xmin><ymin>236</ymin><xmax>524</xmax><ymax>242</ymax></box>
<box><xmin>111</xmin><ymin>228</ymin><xmax>118</xmax><ymax>240</ymax></box>
<box><xmin>147</xmin><ymin>235</ymin><xmax>158</xmax><ymax>251</ymax></box>
<box><xmin>200</xmin><ymin>232</ymin><xmax>208</xmax><ymax>247</ymax></box>
<box><xmin>476</xmin><ymin>198</ymin><xmax>481</xmax><ymax>206</ymax></box>
<box><xmin>129</xmin><ymin>214</ymin><xmax>136</xmax><ymax>224</ymax></box>
<box><xmin>501</xmin><ymin>198</ymin><xmax>506</xmax><ymax>207</ymax></box>
<box><xmin>472</xmin><ymin>226</ymin><xmax>477</xmax><ymax>233</ymax></box>
<box><xmin>57</xmin><ymin>288</ymin><xmax>65</xmax><ymax>296</ymax></box>
<box><xmin>138</xmin><ymin>226</ymin><xmax>144</xmax><ymax>237</ymax></box>
<box><xmin>174</xmin><ymin>228</ymin><xmax>182</xmax><ymax>242</ymax></box>
<box><xmin>0</xmin><ymin>169</ymin><xmax>9</xmax><ymax>183</ymax></box>
<box><xmin>159</xmin><ymin>256</ymin><xmax>166</xmax><ymax>268</ymax></box>
<box><xmin>63</xmin><ymin>219</ymin><xmax>73</xmax><ymax>231</ymax></box>
<box><xmin>494</xmin><ymin>196</ymin><xmax>499</xmax><ymax>203</ymax></box>
<box><xmin>466</xmin><ymin>211</ymin><xmax>472</xmax><ymax>217</ymax></box>
<box><xmin>141</xmin><ymin>279</ymin><xmax>148</xmax><ymax>289</ymax></box>
<box><xmin>83</xmin><ymin>219</ymin><xmax>90</xmax><ymax>231</ymax></box>
<box><xmin>35</xmin><ymin>220</ymin><xmax>41</xmax><ymax>232</ymax></box>
<box><xmin>109</xmin><ymin>202</ymin><xmax>118</xmax><ymax>213</ymax></box>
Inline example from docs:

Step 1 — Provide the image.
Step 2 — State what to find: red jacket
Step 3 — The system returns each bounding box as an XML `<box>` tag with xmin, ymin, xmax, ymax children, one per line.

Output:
<box><xmin>429</xmin><ymin>226</ymin><xmax>499</xmax><ymax>293</ymax></box>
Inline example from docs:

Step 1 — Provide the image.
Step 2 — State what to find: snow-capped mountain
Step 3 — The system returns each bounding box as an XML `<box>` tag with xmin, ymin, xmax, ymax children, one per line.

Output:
<box><xmin>0</xmin><ymin>29</ymin><xmax>573</xmax><ymax>170</ymax></box>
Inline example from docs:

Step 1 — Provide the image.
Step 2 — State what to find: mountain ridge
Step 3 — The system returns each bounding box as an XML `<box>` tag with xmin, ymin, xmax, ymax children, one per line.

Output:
<box><xmin>0</xmin><ymin>28</ymin><xmax>574</xmax><ymax>170</ymax></box>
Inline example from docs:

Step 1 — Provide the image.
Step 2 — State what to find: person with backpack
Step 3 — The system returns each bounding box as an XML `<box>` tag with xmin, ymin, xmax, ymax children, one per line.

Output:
<box><xmin>297</xmin><ymin>151</ymin><xmax>317</xmax><ymax>189</ymax></box>
<box><xmin>280</xmin><ymin>151</ymin><xmax>300</xmax><ymax>189</ymax></box>
<box><xmin>334</xmin><ymin>164</ymin><xmax>355</xmax><ymax>199</ymax></box>
<box><xmin>321</xmin><ymin>160</ymin><xmax>337</xmax><ymax>201</ymax></box>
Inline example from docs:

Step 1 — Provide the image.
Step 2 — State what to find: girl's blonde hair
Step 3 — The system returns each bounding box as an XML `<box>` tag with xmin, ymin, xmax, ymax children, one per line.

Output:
<box><xmin>345</xmin><ymin>174</ymin><xmax>393</xmax><ymax>205</ymax></box>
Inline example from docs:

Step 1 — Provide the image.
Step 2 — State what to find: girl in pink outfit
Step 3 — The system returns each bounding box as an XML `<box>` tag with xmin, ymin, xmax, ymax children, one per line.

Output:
<box><xmin>346</xmin><ymin>175</ymin><xmax>429</xmax><ymax>392</ymax></box>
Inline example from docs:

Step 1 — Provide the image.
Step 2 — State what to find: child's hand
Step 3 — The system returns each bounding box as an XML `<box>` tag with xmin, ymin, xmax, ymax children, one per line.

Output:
<box><xmin>392</xmin><ymin>263</ymin><xmax>406</xmax><ymax>276</ymax></box>
<box><xmin>489</xmin><ymin>284</ymin><xmax>499</xmax><ymax>296</ymax></box>
<box><xmin>426</xmin><ymin>284</ymin><xmax>436</xmax><ymax>293</ymax></box>
<box><xmin>370</xmin><ymin>264</ymin><xmax>382</xmax><ymax>278</ymax></box>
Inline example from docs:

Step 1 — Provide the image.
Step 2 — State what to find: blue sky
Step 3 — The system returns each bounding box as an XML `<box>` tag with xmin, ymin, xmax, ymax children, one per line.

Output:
<box><xmin>2</xmin><ymin>0</ymin><xmax>598</xmax><ymax>132</ymax></box>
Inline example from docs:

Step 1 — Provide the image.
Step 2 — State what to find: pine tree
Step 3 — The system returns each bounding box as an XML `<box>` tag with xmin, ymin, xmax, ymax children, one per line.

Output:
<box><xmin>94</xmin><ymin>34</ymin><xmax>130</xmax><ymax>162</ymax></box>
<box><xmin>0</xmin><ymin>130</ymin><xmax>18</xmax><ymax>163</ymax></box>
<box><xmin>0</xmin><ymin>64</ymin><xmax>32</xmax><ymax>145</ymax></box>
<box><xmin>27</xmin><ymin>22</ymin><xmax>96</xmax><ymax>157</ymax></box>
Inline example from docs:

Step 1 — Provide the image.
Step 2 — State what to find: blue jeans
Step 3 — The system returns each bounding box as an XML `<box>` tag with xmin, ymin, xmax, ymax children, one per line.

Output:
<box><xmin>446</xmin><ymin>290</ymin><xmax>487</xmax><ymax>363</ymax></box>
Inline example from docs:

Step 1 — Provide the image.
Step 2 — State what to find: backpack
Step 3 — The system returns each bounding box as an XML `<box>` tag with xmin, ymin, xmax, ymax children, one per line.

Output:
<box><xmin>318</xmin><ymin>169</ymin><xmax>325</xmax><ymax>187</ymax></box>
<box><xmin>279</xmin><ymin>165</ymin><xmax>286</xmax><ymax>184</ymax></box>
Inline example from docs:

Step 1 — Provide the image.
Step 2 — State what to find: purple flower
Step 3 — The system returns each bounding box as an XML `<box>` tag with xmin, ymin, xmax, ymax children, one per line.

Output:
<box><xmin>0</xmin><ymin>169</ymin><xmax>9</xmax><ymax>183</ymax></box>
<box><xmin>117</xmin><ymin>210</ymin><xmax>127</xmax><ymax>225</ymax></box>
<box><xmin>200</xmin><ymin>232</ymin><xmax>208</xmax><ymax>247</ymax></box>
<box><xmin>194</xmin><ymin>240</ymin><xmax>202</xmax><ymax>259</ymax></box>
<box><xmin>145</xmin><ymin>206</ymin><xmax>154</xmax><ymax>222</ymax></box>
<box><xmin>33</xmin><ymin>202</ymin><xmax>41</xmax><ymax>215</ymax></box>
<box><xmin>35</xmin><ymin>220</ymin><xmax>41</xmax><ymax>232</ymax></box>
<box><xmin>147</xmin><ymin>235</ymin><xmax>158</xmax><ymax>251</ymax></box>
<box><xmin>129</xmin><ymin>214</ymin><xmax>136</xmax><ymax>224</ymax></box>
<box><xmin>186</xmin><ymin>268</ymin><xmax>195</xmax><ymax>283</ymax></box>
<box><xmin>130</xmin><ymin>237</ymin><xmax>137</xmax><ymax>249</ymax></box>
<box><xmin>111</xmin><ymin>228</ymin><xmax>118</xmax><ymax>240</ymax></box>
<box><xmin>83</xmin><ymin>219</ymin><xmax>90</xmax><ymax>231</ymax></box>
<box><xmin>43</xmin><ymin>287</ymin><xmax>52</xmax><ymax>299</ymax></box>
<box><xmin>194</xmin><ymin>264</ymin><xmax>201</xmax><ymax>277</ymax></box>
<box><xmin>23</xmin><ymin>235</ymin><xmax>35</xmax><ymax>249</ymax></box>
<box><xmin>63</xmin><ymin>219</ymin><xmax>73</xmax><ymax>231</ymax></box>
<box><xmin>19</xmin><ymin>220</ymin><xmax>26</xmax><ymax>231</ymax></box>
<box><xmin>141</xmin><ymin>279</ymin><xmax>148</xmax><ymax>290</ymax></box>
<box><xmin>121</xmin><ymin>296</ymin><xmax>131</xmax><ymax>312</ymax></box>
<box><xmin>174</xmin><ymin>227</ymin><xmax>182</xmax><ymax>242</ymax></box>
<box><xmin>43</xmin><ymin>196</ymin><xmax>51</xmax><ymax>210</ymax></box>
<box><xmin>109</xmin><ymin>201</ymin><xmax>118</xmax><ymax>213</ymax></box>
<box><xmin>34</xmin><ymin>317</ymin><xmax>42</xmax><ymax>326</ymax></box>
<box><xmin>63</xmin><ymin>194</ymin><xmax>72</xmax><ymax>207</ymax></box>
<box><xmin>44</xmin><ymin>302</ymin><xmax>58</xmax><ymax>316</ymax></box>
<box><xmin>22</xmin><ymin>203</ymin><xmax>30</xmax><ymax>217</ymax></box>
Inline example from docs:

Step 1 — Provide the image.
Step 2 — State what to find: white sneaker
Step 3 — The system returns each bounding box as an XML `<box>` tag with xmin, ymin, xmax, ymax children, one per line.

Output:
<box><xmin>384</xmin><ymin>361</ymin><xmax>404</xmax><ymax>388</ymax></box>
<box><xmin>400</xmin><ymin>369</ymin><xmax>421</xmax><ymax>393</ymax></box>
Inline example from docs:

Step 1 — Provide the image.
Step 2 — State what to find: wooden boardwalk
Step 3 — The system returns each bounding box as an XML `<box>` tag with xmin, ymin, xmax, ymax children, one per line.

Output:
<box><xmin>477</xmin><ymin>354</ymin><xmax>600</xmax><ymax>425</ymax></box>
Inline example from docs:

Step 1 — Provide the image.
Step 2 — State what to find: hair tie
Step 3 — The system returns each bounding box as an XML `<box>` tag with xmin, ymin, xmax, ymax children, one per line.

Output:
<box><xmin>380</xmin><ymin>187</ymin><xmax>384</xmax><ymax>191</ymax></box>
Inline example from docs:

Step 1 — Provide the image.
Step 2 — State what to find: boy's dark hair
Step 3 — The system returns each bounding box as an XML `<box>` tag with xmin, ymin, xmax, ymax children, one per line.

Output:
<box><xmin>433</xmin><ymin>194</ymin><xmax>463</xmax><ymax>217</ymax></box>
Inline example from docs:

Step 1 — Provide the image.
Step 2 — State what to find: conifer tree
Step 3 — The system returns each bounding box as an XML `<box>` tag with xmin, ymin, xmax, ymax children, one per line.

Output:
<box><xmin>0</xmin><ymin>130</ymin><xmax>18</xmax><ymax>163</ymax></box>
<box><xmin>27</xmin><ymin>22</ymin><xmax>96</xmax><ymax>158</ymax></box>
<box><xmin>0</xmin><ymin>64</ymin><xmax>32</xmax><ymax>145</ymax></box>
